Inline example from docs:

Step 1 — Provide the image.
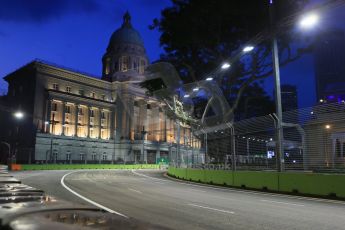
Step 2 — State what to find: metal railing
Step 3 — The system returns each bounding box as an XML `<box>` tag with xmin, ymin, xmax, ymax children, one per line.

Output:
<box><xmin>174</xmin><ymin>102</ymin><xmax>345</xmax><ymax>173</ymax></box>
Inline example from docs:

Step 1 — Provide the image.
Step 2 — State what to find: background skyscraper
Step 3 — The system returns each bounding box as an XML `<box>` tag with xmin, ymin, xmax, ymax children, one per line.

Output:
<box><xmin>314</xmin><ymin>28</ymin><xmax>345</xmax><ymax>103</ymax></box>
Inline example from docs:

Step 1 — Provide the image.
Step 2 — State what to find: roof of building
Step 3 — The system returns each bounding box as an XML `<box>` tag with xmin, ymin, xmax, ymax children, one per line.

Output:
<box><xmin>109</xmin><ymin>11</ymin><xmax>144</xmax><ymax>47</ymax></box>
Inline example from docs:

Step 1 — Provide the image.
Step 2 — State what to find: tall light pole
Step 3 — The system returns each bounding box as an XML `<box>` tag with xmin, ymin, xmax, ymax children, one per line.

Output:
<box><xmin>12</xmin><ymin>111</ymin><xmax>24</xmax><ymax>164</ymax></box>
<box><xmin>269</xmin><ymin>1</ymin><xmax>319</xmax><ymax>172</ymax></box>
<box><xmin>269</xmin><ymin>0</ymin><xmax>284</xmax><ymax>172</ymax></box>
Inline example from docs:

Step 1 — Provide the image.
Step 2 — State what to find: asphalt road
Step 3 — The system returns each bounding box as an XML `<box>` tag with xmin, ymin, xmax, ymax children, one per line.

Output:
<box><xmin>12</xmin><ymin>170</ymin><xmax>345</xmax><ymax>230</ymax></box>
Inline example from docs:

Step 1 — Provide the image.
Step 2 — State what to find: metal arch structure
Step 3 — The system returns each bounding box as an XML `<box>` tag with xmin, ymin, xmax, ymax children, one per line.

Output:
<box><xmin>141</xmin><ymin>62</ymin><xmax>234</xmax><ymax>128</ymax></box>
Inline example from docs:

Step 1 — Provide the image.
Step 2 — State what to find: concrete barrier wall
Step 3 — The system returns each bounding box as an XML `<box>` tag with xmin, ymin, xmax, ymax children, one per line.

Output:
<box><xmin>168</xmin><ymin>167</ymin><xmax>345</xmax><ymax>199</ymax></box>
<box><xmin>17</xmin><ymin>164</ymin><xmax>160</xmax><ymax>170</ymax></box>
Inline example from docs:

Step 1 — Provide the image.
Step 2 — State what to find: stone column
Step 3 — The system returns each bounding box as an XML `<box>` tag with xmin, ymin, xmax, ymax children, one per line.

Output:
<box><xmin>87</xmin><ymin>106</ymin><xmax>91</xmax><ymax>138</ymax></box>
<box><xmin>98</xmin><ymin>108</ymin><xmax>102</xmax><ymax>139</ymax></box>
<box><xmin>156</xmin><ymin>147</ymin><xmax>160</xmax><ymax>164</ymax></box>
<box><xmin>164</xmin><ymin>110</ymin><xmax>167</xmax><ymax>142</ymax></box>
<box><xmin>139</xmin><ymin>101</ymin><xmax>148</xmax><ymax>137</ymax></box>
<box><xmin>74</xmin><ymin>104</ymin><xmax>79</xmax><ymax>137</ymax></box>
<box><xmin>109</xmin><ymin>109</ymin><xmax>114</xmax><ymax>139</ymax></box>
<box><xmin>115</xmin><ymin>101</ymin><xmax>122</xmax><ymax>142</ymax></box>
<box><xmin>46</xmin><ymin>99</ymin><xmax>52</xmax><ymax>133</ymax></box>
<box><xmin>61</xmin><ymin>101</ymin><xmax>66</xmax><ymax>135</ymax></box>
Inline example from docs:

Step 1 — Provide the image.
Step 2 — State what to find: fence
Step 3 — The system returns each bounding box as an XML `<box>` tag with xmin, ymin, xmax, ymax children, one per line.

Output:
<box><xmin>174</xmin><ymin>102</ymin><xmax>345</xmax><ymax>173</ymax></box>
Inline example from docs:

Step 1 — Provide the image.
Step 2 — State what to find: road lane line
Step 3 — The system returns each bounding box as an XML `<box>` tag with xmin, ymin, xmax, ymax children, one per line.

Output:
<box><xmin>260</xmin><ymin>199</ymin><xmax>305</xmax><ymax>207</ymax></box>
<box><xmin>61</xmin><ymin>171</ymin><xmax>128</xmax><ymax>218</ymax></box>
<box><xmin>128</xmin><ymin>188</ymin><xmax>142</xmax><ymax>194</ymax></box>
<box><xmin>188</xmin><ymin>203</ymin><xmax>234</xmax><ymax>214</ymax></box>
<box><xmin>132</xmin><ymin>170</ymin><xmax>345</xmax><ymax>206</ymax></box>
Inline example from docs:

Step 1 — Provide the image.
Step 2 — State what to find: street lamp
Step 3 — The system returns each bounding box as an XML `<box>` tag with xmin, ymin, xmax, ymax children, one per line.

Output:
<box><xmin>243</xmin><ymin>46</ymin><xmax>255</xmax><ymax>53</ymax></box>
<box><xmin>221</xmin><ymin>63</ymin><xmax>231</xmax><ymax>70</ymax></box>
<box><xmin>269</xmin><ymin>1</ymin><xmax>318</xmax><ymax>172</ymax></box>
<box><xmin>299</xmin><ymin>13</ymin><xmax>319</xmax><ymax>29</ymax></box>
<box><xmin>14</xmin><ymin>111</ymin><xmax>24</xmax><ymax>119</ymax></box>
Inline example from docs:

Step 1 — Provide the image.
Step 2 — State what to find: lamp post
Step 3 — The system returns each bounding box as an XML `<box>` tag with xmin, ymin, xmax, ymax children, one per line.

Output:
<box><xmin>141</xmin><ymin>127</ymin><xmax>147</xmax><ymax>164</ymax></box>
<box><xmin>12</xmin><ymin>111</ymin><xmax>24</xmax><ymax>164</ymax></box>
<box><xmin>269</xmin><ymin>0</ymin><xmax>318</xmax><ymax>171</ymax></box>
<box><xmin>269</xmin><ymin>0</ymin><xmax>284</xmax><ymax>172</ymax></box>
<box><xmin>112</xmin><ymin>130</ymin><xmax>116</xmax><ymax>164</ymax></box>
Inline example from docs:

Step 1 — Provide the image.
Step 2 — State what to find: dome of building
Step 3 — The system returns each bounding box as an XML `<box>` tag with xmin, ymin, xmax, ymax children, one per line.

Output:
<box><xmin>108</xmin><ymin>12</ymin><xmax>144</xmax><ymax>48</ymax></box>
<box><xmin>102</xmin><ymin>11</ymin><xmax>149</xmax><ymax>82</ymax></box>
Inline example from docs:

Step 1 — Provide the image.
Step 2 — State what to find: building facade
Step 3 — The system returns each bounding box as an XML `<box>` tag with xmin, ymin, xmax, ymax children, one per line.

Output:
<box><xmin>1</xmin><ymin>12</ymin><xmax>202</xmax><ymax>164</ymax></box>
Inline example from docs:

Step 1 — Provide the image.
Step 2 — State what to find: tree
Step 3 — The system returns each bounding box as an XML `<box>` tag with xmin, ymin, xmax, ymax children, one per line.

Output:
<box><xmin>150</xmin><ymin>0</ymin><xmax>308</xmax><ymax>120</ymax></box>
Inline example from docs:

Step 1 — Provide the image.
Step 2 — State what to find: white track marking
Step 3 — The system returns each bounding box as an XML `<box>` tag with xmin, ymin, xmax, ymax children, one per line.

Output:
<box><xmin>188</xmin><ymin>203</ymin><xmax>234</xmax><ymax>214</ymax></box>
<box><xmin>260</xmin><ymin>199</ymin><xmax>305</xmax><ymax>207</ymax></box>
<box><xmin>128</xmin><ymin>188</ymin><xmax>142</xmax><ymax>194</ymax></box>
<box><xmin>132</xmin><ymin>170</ymin><xmax>345</xmax><ymax>206</ymax></box>
<box><xmin>61</xmin><ymin>171</ymin><xmax>128</xmax><ymax>218</ymax></box>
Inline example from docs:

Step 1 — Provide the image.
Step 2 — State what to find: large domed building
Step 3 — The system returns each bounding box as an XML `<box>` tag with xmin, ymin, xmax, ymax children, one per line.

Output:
<box><xmin>102</xmin><ymin>12</ymin><xmax>149</xmax><ymax>82</ymax></box>
<box><xmin>0</xmin><ymin>12</ymin><xmax>202</xmax><ymax>164</ymax></box>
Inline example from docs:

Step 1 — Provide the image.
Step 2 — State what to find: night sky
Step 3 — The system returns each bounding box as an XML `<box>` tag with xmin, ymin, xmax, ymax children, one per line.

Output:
<box><xmin>0</xmin><ymin>0</ymin><xmax>344</xmax><ymax>108</ymax></box>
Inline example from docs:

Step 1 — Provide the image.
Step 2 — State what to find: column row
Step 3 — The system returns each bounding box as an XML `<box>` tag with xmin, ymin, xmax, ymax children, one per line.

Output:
<box><xmin>46</xmin><ymin>99</ymin><xmax>114</xmax><ymax>140</ymax></box>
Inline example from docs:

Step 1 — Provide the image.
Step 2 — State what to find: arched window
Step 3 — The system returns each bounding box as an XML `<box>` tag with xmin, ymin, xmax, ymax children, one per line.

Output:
<box><xmin>105</xmin><ymin>58</ymin><xmax>110</xmax><ymax>75</ymax></box>
<box><xmin>120</xmin><ymin>56</ymin><xmax>130</xmax><ymax>72</ymax></box>
<box><xmin>336</xmin><ymin>139</ymin><xmax>341</xmax><ymax>157</ymax></box>
<box><xmin>139</xmin><ymin>59</ymin><xmax>146</xmax><ymax>74</ymax></box>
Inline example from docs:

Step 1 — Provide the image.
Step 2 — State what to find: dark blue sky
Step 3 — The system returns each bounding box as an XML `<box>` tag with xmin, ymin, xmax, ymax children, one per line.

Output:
<box><xmin>0</xmin><ymin>0</ymin><xmax>343</xmax><ymax>108</ymax></box>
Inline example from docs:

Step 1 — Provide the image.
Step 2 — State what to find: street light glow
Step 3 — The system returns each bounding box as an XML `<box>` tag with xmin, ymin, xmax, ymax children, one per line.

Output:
<box><xmin>300</xmin><ymin>13</ymin><xmax>319</xmax><ymax>29</ymax></box>
<box><xmin>243</xmin><ymin>46</ymin><xmax>254</xmax><ymax>52</ymax></box>
<box><xmin>206</xmin><ymin>77</ymin><xmax>213</xmax><ymax>81</ymax></box>
<box><xmin>325</xmin><ymin>124</ymin><xmax>331</xmax><ymax>129</ymax></box>
<box><xmin>221</xmin><ymin>63</ymin><xmax>230</xmax><ymax>70</ymax></box>
<box><xmin>14</xmin><ymin>111</ymin><xmax>24</xmax><ymax>119</ymax></box>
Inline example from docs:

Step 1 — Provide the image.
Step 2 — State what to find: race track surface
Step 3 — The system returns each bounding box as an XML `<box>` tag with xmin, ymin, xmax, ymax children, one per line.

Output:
<box><xmin>12</xmin><ymin>170</ymin><xmax>345</xmax><ymax>230</ymax></box>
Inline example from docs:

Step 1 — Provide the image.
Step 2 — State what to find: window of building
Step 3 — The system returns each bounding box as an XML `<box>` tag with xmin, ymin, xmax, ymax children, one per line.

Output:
<box><xmin>64</xmin><ymin>125</ymin><xmax>70</xmax><ymax>136</ymax></box>
<box><xmin>80</xmin><ymin>153</ymin><xmax>85</xmax><ymax>161</ymax></box>
<box><xmin>65</xmin><ymin>105</ymin><xmax>71</xmax><ymax>114</ymax></box>
<box><xmin>77</xmin><ymin>126</ymin><xmax>83</xmax><ymax>137</ymax></box>
<box><xmin>78</xmin><ymin>107</ymin><xmax>83</xmax><ymax>115</ymax></box>
<box><xmin>90</xmin><ymin>92</ymin><xmax>96</xmax><ymax>98</ymax></box>
<box><xmin>52</xmin><ymin>103</ymin><xmax>57</xmax><ymax>112</ymax></box>
<box><xmin>90</xmin><ymin>117</ymin><xmax>94</xmax><ymax>124</ymax></box>
<box><xmin>101</xmin><ymin>111</ymin><xmax>105</xmax><ymax>119</ymax></box>
<box><xmin>90</xmin><ymin>110</ymin><xmax>94</xmax><ymax>117</ymax></box>
<box><xmin>52</xmin><ymin>151</ymin><xmax>58</xmax><ymax>161</ymax></box>
<box><xmin>53</xmin><ymin>83</ymin><xmax>59</xmax><ymax>90</ymax></box>
<box><xmin>92</xmin><ymin>153</ymin><xmax>97</xmax><ymax>161</ymax></box>
<box><xmin>139</xmin><ymin>60</ymin><xmax>146</xmax><ymax>74</ymax></box>
<box><xmin>101</xmin><ymin>94</ymin><xmax>105</xmax><ymax>100</ymax></box>
<box><xmin>101</xmin><ymin>129</ymin><xmax>105</xmax><ymax>139</ymax></box>
<box><xmin>102</xmin><ymin>153</ymin><xmax>107</xmax><ymax>161</ymax></box>
<box><xmin>120</xmin><ymin>56</ymin><xmax>129</xmax><ymax>72</ymax></box>
<box><xmin>66</xmin><ymin>86</ymin><xmax>71</xmax><ymax>93</ymax></box>
<box><xmin>79</xmin><ymin>89</ymin><xmax>84</xmax><ymax>96</ymax></box>
<box><xmin>66</xmin><ymin>153</ymin><xmax>71</xmax><ymax>161</ymax></box>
